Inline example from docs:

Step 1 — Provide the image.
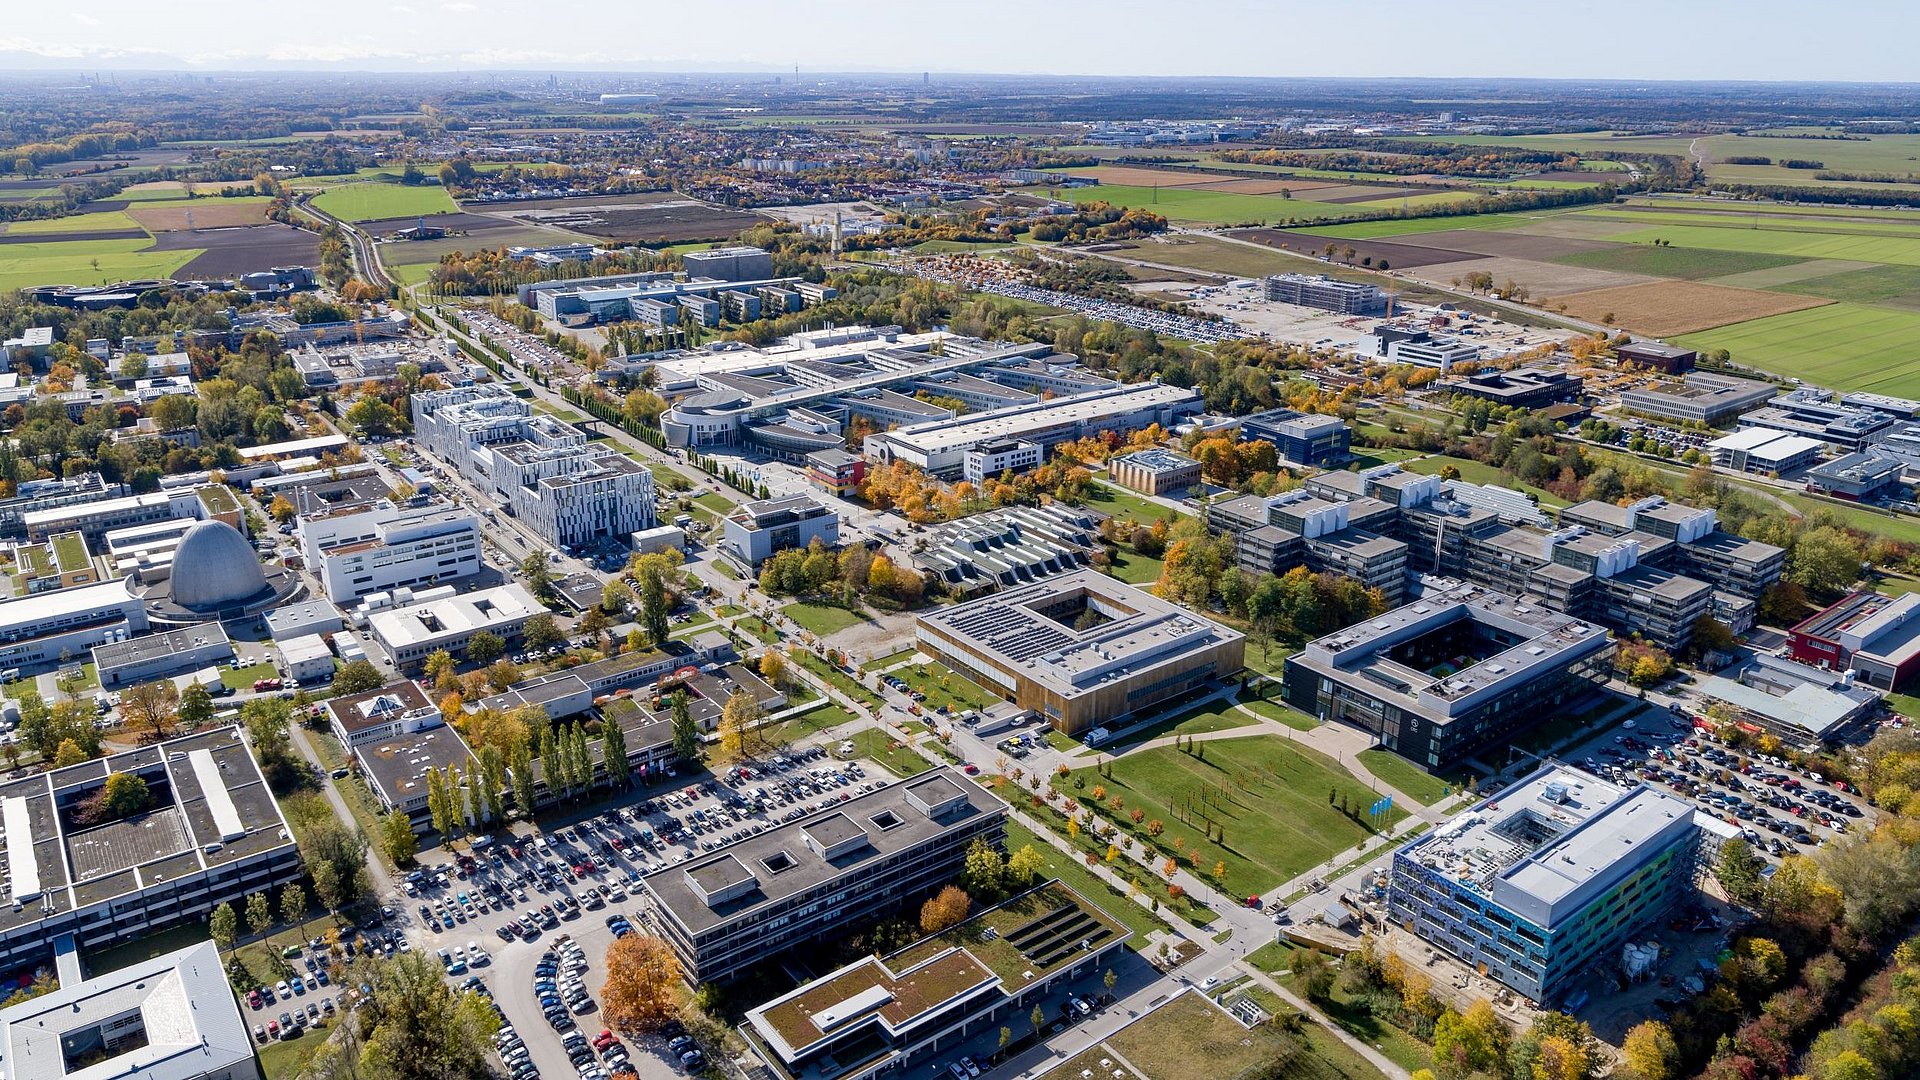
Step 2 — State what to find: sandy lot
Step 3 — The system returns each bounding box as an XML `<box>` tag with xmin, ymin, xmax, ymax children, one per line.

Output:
<box><xmin>1548</xmin><ymin>280</ymin><xmax>1834</xmax><ymax>336</ymax></box>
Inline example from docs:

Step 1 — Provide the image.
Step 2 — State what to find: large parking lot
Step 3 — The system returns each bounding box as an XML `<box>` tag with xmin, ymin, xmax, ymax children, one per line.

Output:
<box><xmin>392</xmin><ymin>745</ymin><xmax>900</xmax><ymax>1078</ymax></box>
<box><xmin>1555</xmin><ymin>700</ymin><xmax>1872</xmax><ymax>864</ymax></box>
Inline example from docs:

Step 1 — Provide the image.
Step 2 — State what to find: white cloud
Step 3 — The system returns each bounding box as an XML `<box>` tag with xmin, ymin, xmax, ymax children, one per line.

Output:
<box><xmin>442</xmin><ymin>1</ymin><xmax>476</xmax><ymax>10</ymax></box>
<box><xmin>72</xmin><ymin>13</ymin><xmax>100</xmax><ymax>26</ymax></box>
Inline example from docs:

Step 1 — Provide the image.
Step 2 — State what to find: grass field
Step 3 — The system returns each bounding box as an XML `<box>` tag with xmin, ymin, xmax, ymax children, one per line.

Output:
<box><xmin>847</xmin><ymin>728</ymin><xmax>933</xmax><ymax>778</ymax></box>
<box><xmin>1355</xmin><ymin>750</ymin><xmax>1462</xmax><ymax>806</ymax></box>
<box><xmin>890</xmin><ymin>660</ymin><xmax>998</xmax><ymax>715</ymax></box>
<box><xmin>1551</xmin><ymin>244</ymin><xmax>1804</xmax><ymax>280</ymax></box>
<box><xmin>1068</xmin><ymin>734</ymin><xmax>1402</xmax><ymax>895</ymax></box>
<box><xmin>1598</xmin><ymin>221</ymin><xmax>1920</xmax><ymax>266</ymax></box>
<box><xmin>1088</xmin><ymin>481</ymin><xmax>1190</xmax><ymax>527</ymax></box>
<box><xmin>782</xmin><ymin>601</ymin><xmax>868</xmax><ymax>636</ymax></box>
<box><xmin>1677</xmin><ymin>302</ymin><xmax>1920</xmax><ymax>395</ymax></box>
<box><xmin>1240</xmin><ymin>697</ymin><xmax>1316</xmax><ymax>731</ymax></box>
<box><xmin>1296</xmin><ymin>208</ymin><xmax>1571</xmax><ymax>240</ymax></box>
<box><xmin>1001</xmin><ymin>819</ymin><xmax>1169</xmax><ymax>942</ymax></box>
<box><xmin>1549</xmin><ymin>279</ymin><xmax>1830</xmax><ymax>337</ymax></box>
<box><xmin>0</xmin><ymin>237</ymin><xmax>200</xmax><ymax>292</ymax></box>
<box><xmin>1105</xmin><ymin>547</ymin><xmax>1165</xmax><ymax>585</ymax></box>
<box><xmin>1111</xmin><ymin>699</ymin><xmax>1262</xmax><ymax>747</ymax></box>
<box><xmin>1039</xmin><ymin>183</ymin><xmax>1353</xmax><ymax>225</ymax></box>
<box><xmin>3</xmin><ymin>209</ymin><xmax>142</xmax><ymax>235</ymax></box>
<box><xmin>1773</xmin><ymin>262</ymin><xmax>1920</xmax><ymax>307</ymax></box>
<box><xmin>1108</xmin><ymin>990</ymin><xmax>1302</xmax><ymax>1080</ymax></box>
<box><xmin>311</xmin><ymin>183</ymin><xmax>460</xmax><ymax>222</ymax></box>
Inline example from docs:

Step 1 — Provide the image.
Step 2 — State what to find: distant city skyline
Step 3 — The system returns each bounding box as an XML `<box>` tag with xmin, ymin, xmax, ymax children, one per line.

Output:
<box><xmin>1</xmin><ymin>0</ymin><xmax>1916</xmax><ymax>83</ymax></box>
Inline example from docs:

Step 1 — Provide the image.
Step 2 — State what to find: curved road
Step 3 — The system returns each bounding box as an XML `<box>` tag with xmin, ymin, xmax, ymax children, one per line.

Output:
<box><xmin>294</xmin><ymin>192</ymin><xmax>392</xmax><ymax>291</ymax></box>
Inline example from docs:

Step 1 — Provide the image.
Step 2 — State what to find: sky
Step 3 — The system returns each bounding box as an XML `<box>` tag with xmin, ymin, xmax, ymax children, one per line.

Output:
<box><xmin>2</xmin><ymin>0</ymin><xmax>1918</xmax><ymax>82</ymax></box>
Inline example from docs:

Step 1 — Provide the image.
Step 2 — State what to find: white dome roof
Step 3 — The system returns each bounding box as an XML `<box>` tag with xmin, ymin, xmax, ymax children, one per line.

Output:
<box><xmin>168</xmin><ymin>521</ymin><xmax>268</xmax><ymax>611</ymax></box>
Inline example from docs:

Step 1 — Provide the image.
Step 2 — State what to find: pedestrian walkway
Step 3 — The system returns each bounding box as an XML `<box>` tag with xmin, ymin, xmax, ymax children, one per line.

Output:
<box><xmin>1239</xmin><ymin>967</ymin><xmax>1412</xmax><ymax>1080</ymax></box>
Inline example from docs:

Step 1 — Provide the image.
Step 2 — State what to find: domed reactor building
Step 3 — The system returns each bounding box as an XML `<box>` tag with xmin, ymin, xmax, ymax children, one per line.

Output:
<box><xmin>133</xmin><ymin>520</ymin><xmax>302</xmax><ymax>627</ymax></box>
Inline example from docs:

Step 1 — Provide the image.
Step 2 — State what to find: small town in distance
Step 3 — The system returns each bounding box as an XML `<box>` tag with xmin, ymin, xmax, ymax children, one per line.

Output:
<box><xmin>0</xmin><ymin>22</ymin><xmax>1919</xmax><ymax>1080</ymax></box>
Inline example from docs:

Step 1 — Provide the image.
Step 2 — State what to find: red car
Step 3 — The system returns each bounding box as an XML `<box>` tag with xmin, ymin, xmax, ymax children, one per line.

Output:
<box><xmin>593</xmin><ymin>1029</ymin><xmax>616</xmax><ymax>1051</ymax></box>
<box><xmin>962</xmin><ymin>763</ymin><xmax>980</xmax><ymax>775</ymax></box>
<box><xmin>247</xmin><ymin>989</ymin><xmax>263</xmax><ymax>1009</ymax></box>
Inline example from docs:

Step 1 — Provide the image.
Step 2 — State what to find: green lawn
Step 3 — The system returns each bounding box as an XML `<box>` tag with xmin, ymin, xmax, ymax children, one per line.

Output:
<box><xmin>1001</xmin><ymin>818</ymin><xmax>1169</xmax><ymax>942</ymax></box>
<box><xmin>782</xmin><ymin>601</ymin><xmax>868</xmax><ymax>636</ymax></box>
<box><xmin>889</xmin><ymin>659</ymin><xmax>998</xmax><ymax>715</ymax></box>
<box><xmin>1401</xmin><ymin>454</ymin><xmax>1568</xmax><ymax>508</ymax></box>
<box><xmin>848</xmin><ymin>728</ymin><xmax>934</xmax><ymax>778</ymax></box>
<box><xmin>223</xmin><ymin>661</ymin><xmax>279</xmax><ymax>692</ymax></box>
<box><xmin>764</xmin><ymin>702</ymin><xmax>857</xmax><ymax>746</ymax></box>
<box><xmin>260</xmin><ymin>1024</ymin><xmax>337</xmax><ymax>1080</ymax></box>
<box><xmin>1088</xmin><ymin>481</ymin><xmax>1190</xmax><ymax>527</ymax></box>
<box><xmin>731</xmin><ymin>616</ymin><xmax>780</xmax><ymax>646</ymax></box>
<box><xmin>861</xmin><ymin>647</ymin><xmax>920</xmax><ymax>672</ymax></box>
<box><xmin>1677</xmin><ymin>303</ymin><xmax>1920</xmax><ymax>397</ymax></box>
<box><xmin>792</xmin><ymin>649</ymin><xmax>884</xmax><ymax>708</ymax></box>
<box><xmin>310</xmin><ymin>182</ymin><xmax>460</xmax><ymax>222</ymax></box>
<box><xmin>1550</xmin><ymin>244</ymin><xmax>1805</xmax><ymax>280</ymax></box>
<box><xmin>1067</xmin><ymin>734</ymin><xmax>1403</xmax><ymax>895</ymax></box>
<box><xmin>1108</xmin><ymin>988</ymin><xmax>1301</xmax><ymax>1080</ymax></box>
<box><xmin>1122</xmin><ymin>234</ymin><xmax>1307</xmax><ymax>278</ymax></box>
<box><xmin>1355</xmin><ymin>749</ymin><xmax>1463</xmax><ymax>806</ymax></box>
<box><xmin>1241</xmin><ymin>697</ymin><xmax>1316</xmax><ymax>731</ymax></box>
<box><xmin>1106</xmin><ymin>547</ymin><xmax>1165</xmax><ymax>585</ymax></box>
<box><xmin>1112</xmin><ymin>699</ymin><xmax>1262</xmax><ymax>747</ymax></box>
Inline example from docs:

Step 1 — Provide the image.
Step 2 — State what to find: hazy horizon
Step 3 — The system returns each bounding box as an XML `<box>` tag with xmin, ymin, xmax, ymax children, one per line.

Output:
<box><xmin>2</xmin><ymin>0</ymin><xmax>1915</xmax><ymax>83</ymax></box>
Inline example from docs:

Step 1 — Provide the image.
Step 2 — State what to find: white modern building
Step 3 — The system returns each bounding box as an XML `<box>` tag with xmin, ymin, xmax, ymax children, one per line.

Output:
<box><xmin>0</xmin><ymin>579</ymin><xmax>150</xmax><ymax>675</ymax></box>
<box><xmin>1708</xmin><ymin>428</ymin><xmax>1824</xmax><ymax>475</ymax></box>
<box><xmin>92</xmin><ymin>623</ymin><xmax>233</xmax><ymax>689</ymax></box>
<box><xmin>721</xmin><ymin>495</ymin><xmax>841</xmax><ymax>567</ymax></box>
<box><xmin>411</xmin><ymin>386</ymin><xmax>656</xmax><ymax>548</ymax></box>
<box><xmin>297</xmin><ymin>500</ymin><xmax>483</xmax><ymax>604</ymax></box>
<box><xmin>366</xmin><ymin>582</ymin><xmax>545</xmax><ymax>670</ymax></box>
<box><xmin>0</xmin><ymin>939</ymin><xmax>259</xmax><ymax>1080</ymax></box>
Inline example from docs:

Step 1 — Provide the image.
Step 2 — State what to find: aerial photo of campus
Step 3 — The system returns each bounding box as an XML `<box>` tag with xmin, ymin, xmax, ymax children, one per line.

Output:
<box><xmin>0</xmin><ymin>6</ymin><xmax>1917</xmax><ymax>1080</ymax></box>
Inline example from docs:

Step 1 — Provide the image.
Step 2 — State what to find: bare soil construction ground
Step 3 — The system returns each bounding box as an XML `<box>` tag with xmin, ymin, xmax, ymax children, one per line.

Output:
<box><xmin>1549</xmin><ymin>280</ymin><xmax>1833</xmax><ymax>336</ymax></box>
<box><xmin>153</xmin><ymin>224</ymin><xmax>321</xmax><ymax>277</ymax></box>
<box><xmin>490</xmin><ymin>197</ymin><xmax>767</xmax><ymax>245</ymax></box>
<box><xmin>1226</xmin><ymin>227</ymin><xmax>1477</xmax><ymax>269</ymax></box>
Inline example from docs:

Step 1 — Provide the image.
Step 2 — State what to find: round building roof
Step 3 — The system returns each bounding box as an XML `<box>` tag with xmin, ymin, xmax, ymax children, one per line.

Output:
<box><xmin>167</xmin><ymin>520</ymin><xmax>269</xmax><ymax>612</ymax></box>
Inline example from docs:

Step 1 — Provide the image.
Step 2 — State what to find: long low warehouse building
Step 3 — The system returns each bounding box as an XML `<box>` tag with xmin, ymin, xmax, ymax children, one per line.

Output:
<box><xmin>865</xmin><ymin>382</ymin><xmax>1203</xmax><ymax>476</ymax></box>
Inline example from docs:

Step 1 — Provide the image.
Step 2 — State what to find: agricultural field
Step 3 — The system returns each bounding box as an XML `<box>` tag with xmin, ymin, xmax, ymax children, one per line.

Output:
<box><xmin>1547</xmin><ymin>280</ymin><xmax>1831</xmax><ymax>336</ymax></box>
<box><xmin>1677</xmin><ymin>303</ymin><xmax>1920</xmax><ymax>394</ymax></box>
<box><xmin>3</xmin><ymin>209</ymin><xmax>143</xmax><ymax>236</ymax></box>
<box><xmin>0</xmin><ymin>238</ymin><xmax>201</xmax><ymax>293</ymax></box>
<box><xmin>311</xmin><ymin>182</ymin><xmax>460</xmax><ymax>222</ymax></box>
<box><xmin>1106</xmin><ymin>234</ymin><xmax>1307</xmax><ymax>278</ymax></box>
<box><xmin>1041</xmin><ymin>182</ymin><xmax>1353</xmax><ymax>225</ymax></box>
<box><xmin>1065</xmin><ymin>734</ymin><xmax>1403</xmax><ymax>895</ymax></box>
